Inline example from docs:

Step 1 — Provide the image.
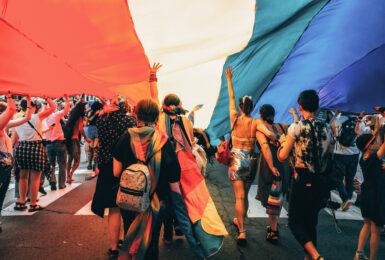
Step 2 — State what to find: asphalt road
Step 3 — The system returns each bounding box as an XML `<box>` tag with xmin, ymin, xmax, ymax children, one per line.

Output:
<box><xmin>0</xmin><ymin>161</ymin><xmax>384</xmax><ymax>260</ymax></box>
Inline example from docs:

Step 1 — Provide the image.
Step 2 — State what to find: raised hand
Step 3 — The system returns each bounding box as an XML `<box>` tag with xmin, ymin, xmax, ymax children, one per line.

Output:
<box><xmin>289</xmin><ymin>108</ymin><xmax>297</xmax><ymax>115</ymax></box>
<box><xmin>150</xmin><ymin>63</ymin><xmax>162</xmax><ymax>75</ymax></box>
<box><xmin>224</xmin><ymin>66</ymin><xmax>233</xmax><ymax>79</ymax></box>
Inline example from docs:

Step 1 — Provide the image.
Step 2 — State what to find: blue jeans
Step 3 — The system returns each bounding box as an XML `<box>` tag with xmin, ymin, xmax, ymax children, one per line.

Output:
<box><xmin>46</xmin><ymin>140</ymin><xmax>67</xmax><ymax>188</ymax></box>
<box><xmin>332</xmin><ymin>153</ymin><xmax>359</xmax><ymax>202</ymax></box>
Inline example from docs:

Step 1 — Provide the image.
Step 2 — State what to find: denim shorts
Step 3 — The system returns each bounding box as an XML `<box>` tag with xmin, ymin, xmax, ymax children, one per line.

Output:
<box><xmin>85</xmin><ymin>125</ymin><xmax>98</xmax><ymax>140</ymax></box>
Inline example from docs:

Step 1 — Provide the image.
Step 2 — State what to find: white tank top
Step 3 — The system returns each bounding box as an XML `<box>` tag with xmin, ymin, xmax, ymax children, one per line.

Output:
<box><xmin>15</xmin><ymin>114</ymin><xmax>42</xmax><ymax>141</ymax></box>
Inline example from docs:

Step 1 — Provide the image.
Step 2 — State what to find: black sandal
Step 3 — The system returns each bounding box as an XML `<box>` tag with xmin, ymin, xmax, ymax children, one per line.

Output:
<box><xmin>237</xmin><ymin>231</ymin><xmax>247</xmax><ymax>246</ymax></box>
<box><xmin>14</xmin><ymin>202</ymin><xmax>27</xmax><ymax>211</ymax></box>
<box><xmin>266</xmin><ymin>229</ymin><xmax>279</xmax><ymax>244</ymax></box>
<box><xmin>28</xmin><ymin>204</ymin><xmax>45</xmax><ymax>212</ymax></box>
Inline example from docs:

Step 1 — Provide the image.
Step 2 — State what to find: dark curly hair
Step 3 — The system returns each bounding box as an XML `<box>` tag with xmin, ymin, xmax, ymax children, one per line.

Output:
<box><xmin>63</xmin><ymin>102</ymin><xmax>86</xmax><ymax>139</ymax></box>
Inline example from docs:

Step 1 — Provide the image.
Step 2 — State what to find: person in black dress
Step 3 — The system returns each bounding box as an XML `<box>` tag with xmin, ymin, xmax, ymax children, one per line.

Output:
<box><xmin>91</xmin><ymin>96</ymin><xmax>136</xmax><ymax>258</ymax></box>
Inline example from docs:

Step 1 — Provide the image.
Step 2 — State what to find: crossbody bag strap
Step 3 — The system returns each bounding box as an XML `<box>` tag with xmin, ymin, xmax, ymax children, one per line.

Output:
<box><xmin>27</xmin><ymin>121</ymin><xmax>44</xmax><ymax>141</ymax></box>
<box><xmin>307</xmin><ymin>120</ymin><xmax>321</xmax><ymax>173</ymax></box>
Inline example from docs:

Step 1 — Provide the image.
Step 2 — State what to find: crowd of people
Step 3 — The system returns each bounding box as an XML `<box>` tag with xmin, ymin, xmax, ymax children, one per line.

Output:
<box><xmin>0</xmin><ymin>64</ymin><xmax>384</xmax><ymax>260</ymax></box>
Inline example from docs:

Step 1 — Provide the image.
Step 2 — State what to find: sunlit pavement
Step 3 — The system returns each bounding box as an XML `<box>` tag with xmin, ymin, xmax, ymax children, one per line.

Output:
<box><xmin>0</xmin><ymin>160</ymin><xmax>384</xmax><ymax>260</ymax></box>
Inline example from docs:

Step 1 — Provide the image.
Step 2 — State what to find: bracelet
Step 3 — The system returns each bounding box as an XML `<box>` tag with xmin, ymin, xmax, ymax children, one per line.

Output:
<box><xmin>149</xmin><ymin>75</ymin><xmax>158</xmax><ymax>82</ymax></box>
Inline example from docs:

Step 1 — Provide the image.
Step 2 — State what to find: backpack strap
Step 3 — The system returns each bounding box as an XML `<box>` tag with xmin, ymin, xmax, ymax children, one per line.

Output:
<box><xmin>307</xmin><ymin>119</ymin><xmax>321</xmax><ymax>173</ymax></box>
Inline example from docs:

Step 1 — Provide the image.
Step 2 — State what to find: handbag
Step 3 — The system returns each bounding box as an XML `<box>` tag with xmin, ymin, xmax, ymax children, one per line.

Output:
<box><xmin>215</xmin><ymin>116</ymin><xmax>238</xmax><ymax>166</ymax></box>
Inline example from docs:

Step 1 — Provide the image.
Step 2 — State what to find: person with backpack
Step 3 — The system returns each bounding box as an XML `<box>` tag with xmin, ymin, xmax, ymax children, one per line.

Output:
<box><xmin>113</xmin><ymin>98</ymin><xmax>181</xmax><ymax>260</ymax></box>
<box><xmin>255</xmin><ymin>104</ymin><xmax>291</xmax><ymax>244</ymax></box>
<box><xmin>353</xmin><ymin>125</ymin><xmax>385</xmax><ymax>260</ymax></box>
<box><xmin>331</xmin><ymin>112</ymin><xmax>360</xmax><ymax>211</ymax></box>
<box><xmin>278</xmin><ymin>90</ymin><xmax>334</xmax><ymax>260</ymax></box>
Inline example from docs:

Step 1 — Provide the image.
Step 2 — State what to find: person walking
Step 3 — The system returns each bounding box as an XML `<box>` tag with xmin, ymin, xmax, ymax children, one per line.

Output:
<box><xmin>224</xmin><ymin>66</ymin><xmax>275</xmax><ymax>244</ymax></box>
<box><xmin>14</xmin><ymin>97</ymin><xmax>55</xmax><ymax>212</ymax></box>
<box><xmin>278</xmin><ymin>90</ymin><xmax>333</xmax><ymax>260</ymax></box>
<box><xmin>0</xmin><ymin>94</ymin><xmax>31</xmax><ymax>230</ymax></box>
<box><xmin>255</xmin><ymin>104</ymin><xmax>291</xmax><ymax>244</ymax></box>
<box><xmin>353</xmin><ymin>124</ymin><xmax>385</xmax><ymax>260</ymax></box>
<box><xmin>45</xmin><ymin>95</ymin><xmax>70</xmax><ymax>190</ymax></box>
<box><xmin>113</xmin><ymin>98</ymin><xmax>181</xmax><ymax>260</ymax></box>
<box><xmin>330</xmin><ymin>112</ymin><xmax>360</xmax><ymax>211</ymax></box>
<box><xmin>91</xmin><ymin>95</ymin><xmax>136</xmax><ymax>259</ymax></box>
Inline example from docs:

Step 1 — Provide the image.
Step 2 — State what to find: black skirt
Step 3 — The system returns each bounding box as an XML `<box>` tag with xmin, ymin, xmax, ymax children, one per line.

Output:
<box><xmin>91</xmin><ymin>161</ymin><xmax>120</xmax><ymax>218</ymax></box>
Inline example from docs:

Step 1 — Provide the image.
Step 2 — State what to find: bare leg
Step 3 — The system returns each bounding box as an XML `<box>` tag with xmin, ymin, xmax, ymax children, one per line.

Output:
<box><xmin>304</xmin><ymin>241</ymin><xmax>321</xmax><ymax>260</ymax></box>
<box><xmin>232</xmin><ymin>180</ymin><xmax>246</xmax><ymax>239</ymax></box>
<box><xmin>70</xmin><ymin>158</ymin><xmax>80</xmax><ymax>177</ymax></box>
<box><xmin>356</xmin><ymin>219</ymin><xmax>371</xmax><ymax>256</ymax></box>
<box><xmin>370</xmin><ymin>221</ymin><xmax>380</xmax><ymax>260</ymax></box>
<box><xmin>17</xmin><ymin>169</ymin><xmax>29</xmax><ymax>203</ymax></box>
<box><xmin>269</xmin><ymin>215</ymin><xmax>279</xmax><ymax>231</ymax></box>
<box><xmin>66</xmin><ymin>154</ymin><xmax>73</xmax><ymax>182</ymax></box>
<box><xmin>109</xmin><ymin>207</ymin><xmax>122</xmax><ymax>250</ymax></box>
<box><xmin>29</xmin><ymin>171</ymin><xmax>42</xmax><ymax>205</ymax></box>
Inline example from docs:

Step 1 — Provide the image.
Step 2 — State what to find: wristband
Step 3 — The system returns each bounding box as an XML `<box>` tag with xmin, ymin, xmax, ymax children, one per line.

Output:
<box><xmin>149</xmin><ymin>75</ymin><xmax>158</xmax><ymax>82</ymax></box>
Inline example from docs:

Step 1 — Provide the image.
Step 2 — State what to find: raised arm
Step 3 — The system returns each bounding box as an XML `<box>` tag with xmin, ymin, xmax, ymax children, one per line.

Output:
<box><xmin>355</xmin><ymin>112</ymin><xmax>365</xmax><ymax>136</ymax></box>
<box><xmin>149</xmin><ymin>62</ymin><xmax>162</xmax><ymax>106</ymax></box>
<box><xmin>225</xmin><ymin>66</ymin><xmax>237</xmax><ymax>123</ymax></box>
<box><xmin>7</xmin><ymin>96</ymin><xmax>32</xmax><ymax>128</ymax></box>
<box><xmin>256</xmin><ymin>131</ymin><xmax>279</xmax><ymax>176</ymax></box>
<box><xmin>0</xmin><ymin>94</ymin><xmax>16</xmax><ymax>130</ymax></box>
<box><xmin>39</xmin><ymin>97</ymin><xmax>55</xmax><ymax>120</ymax></box>
<box><xmin>57</xmin><ymin>94</ymin><xmax>70</xmax><ymax>119</ymax></box>
<box><xmin>289</xmin><ymin>108</ymin><xmax>300</xmax><ymax>123</ymax></box>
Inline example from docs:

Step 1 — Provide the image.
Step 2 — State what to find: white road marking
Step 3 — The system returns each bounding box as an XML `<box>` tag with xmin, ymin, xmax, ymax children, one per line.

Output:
<box><xmin>1</xmin><ymin>183</ymin><xmax>81</xmax><ymax>216</ymax></box>
<box><xmin>247</xmin><ymin>185</ymin><xmax>288</xmax><ymax>218</ymax></box>
<box><xmin>324</xmin><ymin>191</ymin><xmax>363</xmax><ymax>220</ymax></box>
<box><xmin>75</xmin><ymin>200</ymin><xmax>108</xmax><ymax>216</ymax></box>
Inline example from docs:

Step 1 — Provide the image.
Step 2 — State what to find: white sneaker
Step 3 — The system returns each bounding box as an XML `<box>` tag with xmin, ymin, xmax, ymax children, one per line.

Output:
<box><xmin>341</xmin><ymin>200</ymin><xmax>352</xmax><ymax>211</ymax></box>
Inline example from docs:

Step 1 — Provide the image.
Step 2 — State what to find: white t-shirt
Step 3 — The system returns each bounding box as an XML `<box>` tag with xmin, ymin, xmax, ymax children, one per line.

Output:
<box><xmin>332</xmin><ymin>115</ymin><xmax>359</xmax><ymax>155</ymax></box>
<box><xmin>288</xmin><ymin>118</ymin><xmax>333</xmax><ymax>172</ymax></box>
<box><xmin>45</xmin><ymin>111</ymin><xmax>65</xmax><ymax>141</ymax></box>
<box><xmin>14</xmin><ymin>114</ymin><xmax>42</xmax><ymax>141</ymax></box>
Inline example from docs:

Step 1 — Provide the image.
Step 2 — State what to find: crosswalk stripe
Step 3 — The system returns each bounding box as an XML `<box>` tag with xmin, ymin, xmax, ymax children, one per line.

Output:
<box><xmin>7</xmin><ymin>169</ymin><xmax>94</xmax><ymax>192</ymax></box>
<box><xmin>1</xmin><ymin>183</ymin><xmax>81</xmax><ymax>216</ymax></box>
<box><xmin>75</xmin><ymin>200</ymin><xmax>108</xmax><ymax>216</ymax></box>
<box><xmin>323</xmin><ymin>191</ymin><xmax>363</xmax><ymax>220</ymax></box>
<box><xmin>247</xmin><ymin>185</ymin><xmax>288</xmax><ymax>218</ymax></box>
